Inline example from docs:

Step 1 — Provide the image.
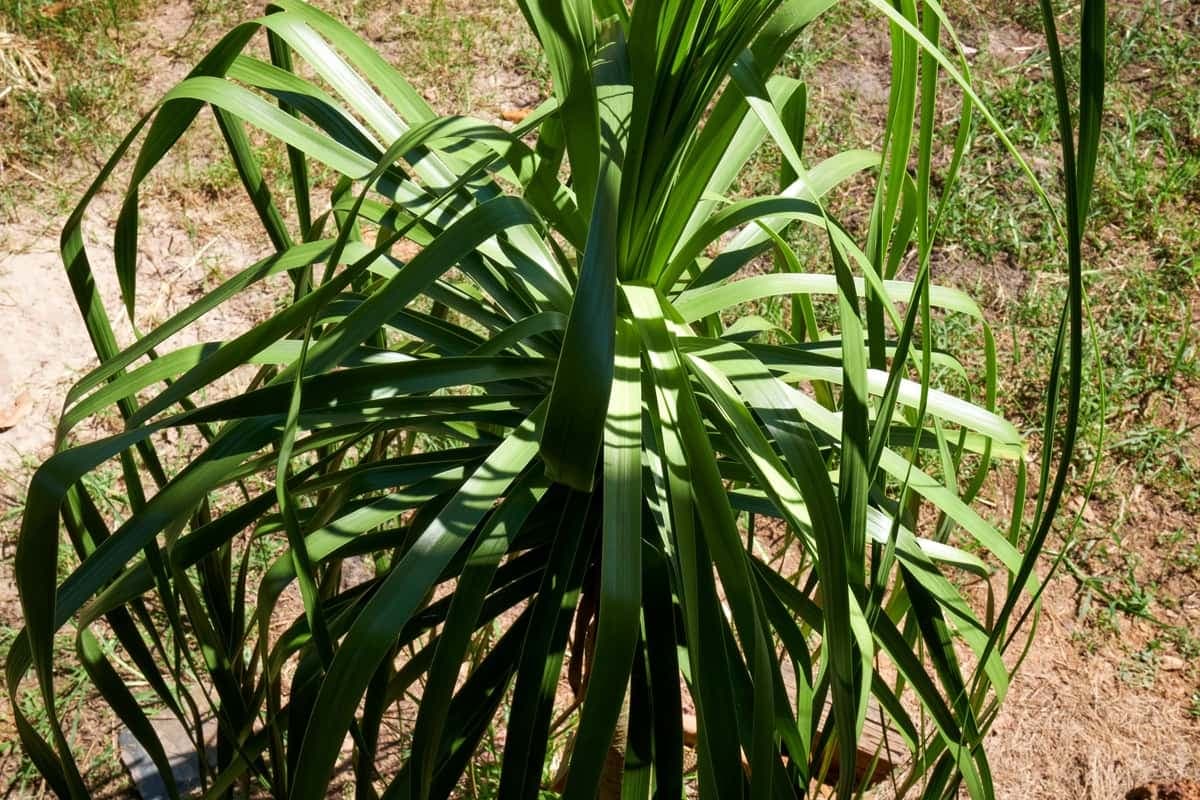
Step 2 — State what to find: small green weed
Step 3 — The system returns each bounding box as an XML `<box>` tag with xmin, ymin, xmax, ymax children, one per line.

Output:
<box><xmin>0</xmin><ymin>0</ymin><xmax>142</xmax><ymax>210</ymax></box>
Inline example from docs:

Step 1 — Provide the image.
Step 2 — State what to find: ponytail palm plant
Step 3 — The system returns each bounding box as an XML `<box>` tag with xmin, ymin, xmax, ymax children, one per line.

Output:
<box><xmin>7</xmin><ymin>0</ymin><xmax>1104</xmax><ymax>798</ymax></box>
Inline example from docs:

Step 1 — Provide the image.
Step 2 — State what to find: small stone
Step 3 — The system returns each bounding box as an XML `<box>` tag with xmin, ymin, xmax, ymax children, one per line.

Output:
<box><xmin>1160</xmin><ymin>656</ymin><xmax>1186</xmax><ymax>672</ymax></box>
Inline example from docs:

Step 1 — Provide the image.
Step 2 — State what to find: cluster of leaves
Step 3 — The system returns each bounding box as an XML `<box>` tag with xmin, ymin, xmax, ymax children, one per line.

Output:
<box><xmin>6</xmin><ymin>0</ymin><xmax>1104</xmax><ymax>798</ymax></box>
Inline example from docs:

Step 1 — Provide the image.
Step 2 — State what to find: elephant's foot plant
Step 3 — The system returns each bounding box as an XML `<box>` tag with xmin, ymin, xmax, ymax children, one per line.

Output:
<box><xmin>7</xmin><ymin>0</ymin><xmax>1104</xmax><ymax>797</ymax></box>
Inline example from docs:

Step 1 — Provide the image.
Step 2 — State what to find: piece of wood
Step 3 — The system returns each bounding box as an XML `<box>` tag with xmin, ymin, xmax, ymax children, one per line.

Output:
<box><xmin>676</xmin><ymin>664</ymin><xmax>904</xmax><ymax>788</ymax></box>
<box><xmin>783</xmin><ymin>660</ymin><xmax>904</xmax><ymax>787</ymax></box>
<box><xmin>822</xmin><ymin>699</ymin><xmax>905</xmax><ymax>787</ymax></box>
<box><xmin>118</xmin><ymin>716</ymin><xmax>216</xmax><ymax>800</ymax></box>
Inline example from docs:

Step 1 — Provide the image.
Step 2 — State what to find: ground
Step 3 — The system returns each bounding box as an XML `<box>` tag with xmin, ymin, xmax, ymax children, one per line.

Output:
<box><xmin>0</xmin><ymin>0</ymin><xmax>1197</xmax><ymax>797</ymax></box>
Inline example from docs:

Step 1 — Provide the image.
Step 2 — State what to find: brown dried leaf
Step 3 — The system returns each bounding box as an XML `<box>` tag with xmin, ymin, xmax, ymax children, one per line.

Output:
<box><xmin>0</xmin><ymin>390</ymin><xmax>32</xmax><ymax>431</ymax></box>
<box><xmin>500</xmin><ymin>108</ymin><xmax>531</xmax><ymax>123</ymax></box>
